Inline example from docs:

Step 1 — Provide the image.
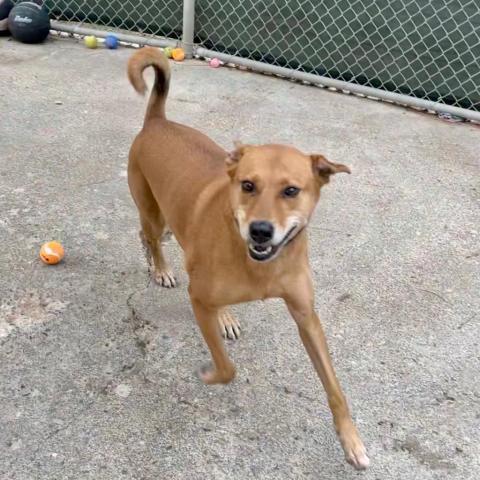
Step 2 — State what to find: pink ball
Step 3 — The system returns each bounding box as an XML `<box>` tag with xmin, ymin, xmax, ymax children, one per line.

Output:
<box><xmin>209</xmin><ymin>58</ymin><xmax>221</xmax><ymax>68</ymax></box>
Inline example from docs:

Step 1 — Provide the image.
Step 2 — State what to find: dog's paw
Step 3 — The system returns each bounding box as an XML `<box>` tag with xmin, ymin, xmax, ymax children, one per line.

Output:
<box><xmin>153</xmin><ymin>268</ymin><xmax>177</xmax><ymax>288</ymax></box>
<box><xmin>339</xmin><ymin>426</ymin><xmax>370</xmax><ymax>470</ymax></box>
<box><xmin>218</xmin><ymin>309</ymin><xmax>241</xmax><ymax>340</ymax></box>
<box><xmin>198</xmin><ymin>364</ymin><xmax>235</xmax><ymax>385</ymax></box>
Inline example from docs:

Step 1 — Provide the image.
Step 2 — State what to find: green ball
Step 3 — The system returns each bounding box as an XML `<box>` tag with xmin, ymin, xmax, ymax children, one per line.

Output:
<box><xmin>163</xmin><ymin>47</ymin><xmax>173</xmax><ymax>58</ymax></box>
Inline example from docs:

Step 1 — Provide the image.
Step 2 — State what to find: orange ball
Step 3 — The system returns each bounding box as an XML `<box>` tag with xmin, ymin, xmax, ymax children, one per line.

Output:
<box><xmin>172</xmin><ymin>48</ymin><xmax>185</xmax><ymax>61</ymax></box>
<box><xmin>40</xmin><ymin>241</ymin><xmax>64</xmax><ymax>265</ymax></box>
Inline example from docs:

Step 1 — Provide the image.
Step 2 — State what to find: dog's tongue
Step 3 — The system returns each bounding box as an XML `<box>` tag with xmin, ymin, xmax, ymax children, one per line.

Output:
<box><xmin>254</xmin><ymin>245</ymin><xmax>267</xmax><ymax>252</ymax></box>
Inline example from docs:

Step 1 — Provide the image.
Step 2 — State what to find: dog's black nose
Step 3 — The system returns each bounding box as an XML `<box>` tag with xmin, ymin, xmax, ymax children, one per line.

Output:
<box><xmin>249</xmin><ymin>221</ymin><xmax>274</xmax><ymax>244</ymax></box>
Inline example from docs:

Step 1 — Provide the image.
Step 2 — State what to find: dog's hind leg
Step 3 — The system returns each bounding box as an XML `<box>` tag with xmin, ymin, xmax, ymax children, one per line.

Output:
<box><xmin>129</xmin><ymin>169</ymin><xmax>177</xmax><ymax>288</ymax></box>
<box><xmin>139</xmin><ymin>220</ymin><xmax>176</xmax><ymax>288</ymax></box>
<box><xmin>218</xmin><ymin>308</ymin><xmax>241</xmax><ymax>340</ymax></box>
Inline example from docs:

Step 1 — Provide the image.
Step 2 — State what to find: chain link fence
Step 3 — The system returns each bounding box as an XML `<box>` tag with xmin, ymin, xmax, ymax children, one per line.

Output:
<box><xmin>39</xmin><ymin>0</ymin><xmax>480</xmax><ymax>115</ymax></box>
<box><xmin>45</xmin><ymin>0</ymin><xmax>183</xmax><ymax>40</ymax></box>
<box><xmin>196</xmin><ymin>0</ymin><xmax>479</xmax><ymax>112</ymax></box>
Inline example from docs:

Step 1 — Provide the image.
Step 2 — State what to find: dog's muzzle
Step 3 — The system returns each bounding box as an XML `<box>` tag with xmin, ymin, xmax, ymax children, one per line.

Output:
<box><xmin>248</xmin><ymin>224</ymin><xmax>302</xmax><ymax>262</ymax></box>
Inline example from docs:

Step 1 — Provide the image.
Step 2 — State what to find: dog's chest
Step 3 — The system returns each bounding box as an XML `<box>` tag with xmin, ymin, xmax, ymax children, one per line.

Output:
<box><xmin>190</xmin><ymin>264</ymin><xmax>283</xmax><ymax>306</ymax></box>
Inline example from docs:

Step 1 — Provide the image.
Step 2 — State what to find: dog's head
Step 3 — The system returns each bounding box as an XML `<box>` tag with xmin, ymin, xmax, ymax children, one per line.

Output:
<box><xmin>226</xmin><ymin>143</ymin><xmax>350</xmax><ymax>262</ymax></box>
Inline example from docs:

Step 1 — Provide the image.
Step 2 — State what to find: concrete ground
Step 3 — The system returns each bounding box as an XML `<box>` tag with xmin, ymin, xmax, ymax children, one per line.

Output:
<box><xmin>0</xmin><ymin>36</ymin><xmax>479</xmax><ymax>480</ymax></box>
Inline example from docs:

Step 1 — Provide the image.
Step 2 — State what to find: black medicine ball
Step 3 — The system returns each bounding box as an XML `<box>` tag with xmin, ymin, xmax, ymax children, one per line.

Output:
<box><xmin>0</xmin><ymin>0</ymin><xmax>14</xmax><ymax>35</ymax></box>
<box><xmin>8</xmin><ymin>1</ymin><xmax>50</xmax><ymax>43</ymax></box>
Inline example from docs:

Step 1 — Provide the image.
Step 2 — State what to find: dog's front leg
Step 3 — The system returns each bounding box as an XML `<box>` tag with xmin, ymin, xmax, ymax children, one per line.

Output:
<box><xmin>284</xmin><ymin>278</ymin><xmax>369</xmax><ymax>470</ymax></box>
<box><xmin>190</xmin><ymin>295</ymin><xmax>236</xmax><ymax>385</ymax></box>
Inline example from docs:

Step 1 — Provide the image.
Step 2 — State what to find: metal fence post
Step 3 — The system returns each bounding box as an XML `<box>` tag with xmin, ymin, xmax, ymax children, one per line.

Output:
<box><xmin>182</xmin><ymin>0</ymin><xmax>195</xmax><ymax>58</ymax></box>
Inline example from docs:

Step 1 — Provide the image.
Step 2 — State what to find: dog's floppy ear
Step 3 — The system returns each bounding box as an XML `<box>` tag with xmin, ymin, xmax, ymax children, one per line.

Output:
<box><xmin>225</xmin><ymin>141</ymin><xmax>247</xmax><ymax>177</ymax></box>
<box><xmin>225</xmin><ymin>141</ymin><xmax>246</xmax><ymax>166</ymax></box>
<box><xmin>311</xmin><ymin>154</ymin><xmax>351</xmax><ymax>183</ymax></box>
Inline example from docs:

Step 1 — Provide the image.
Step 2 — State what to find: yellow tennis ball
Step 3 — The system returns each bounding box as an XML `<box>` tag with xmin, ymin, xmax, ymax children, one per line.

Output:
<box><xmin>163</xmin><ymin>46</ymin><xmax>173</xmax><ymax>58</ymax></box>
<box><xmin>84</xmin><ymin>35</ymin><xmax>98</xmax><ymax>49</ymax></box>
<box><xmin>40</xmin><ymin>241</ymin><xmax>65</xmax><ymax>265</ymax></box>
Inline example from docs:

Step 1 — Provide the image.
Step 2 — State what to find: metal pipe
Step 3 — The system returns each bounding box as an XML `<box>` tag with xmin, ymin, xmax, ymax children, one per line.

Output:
<box><xmin>182</xmin><ymin>0</ymin><xmax>196</xmax><ymax>58</ymax></box>
<box><xmin>196</xmin><ymin>47</ymin><xmax>480</xmax><ymax>122</ymax></box>
<box><xmin>51</xmin><ymin>21</ymin><xmax>178</xmax><ymax>48</ymax></box>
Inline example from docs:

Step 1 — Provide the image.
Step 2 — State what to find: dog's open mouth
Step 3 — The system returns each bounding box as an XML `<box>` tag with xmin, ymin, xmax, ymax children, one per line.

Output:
<box><xmin>247</xmin><ymin>225</ymin><xmax>301</xmax><ymax>262</ymax></box>
<box><xmin>248</xmin><ymin>243</ymin><xmax>278</xmax><ymax>261</ymax></box>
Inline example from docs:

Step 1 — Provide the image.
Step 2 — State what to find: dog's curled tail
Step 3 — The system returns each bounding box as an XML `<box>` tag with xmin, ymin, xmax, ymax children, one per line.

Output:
<box><xmin>127</xmin><ymin>46</ymin><xmax>171</xmax><ymax>122</ymax></box>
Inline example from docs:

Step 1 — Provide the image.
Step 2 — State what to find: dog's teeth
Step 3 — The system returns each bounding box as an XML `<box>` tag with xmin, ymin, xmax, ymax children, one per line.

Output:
<box><xmin>249</xmin><ymin>244</ymin><xmax>274</xmax><ymax>257</ymax></box>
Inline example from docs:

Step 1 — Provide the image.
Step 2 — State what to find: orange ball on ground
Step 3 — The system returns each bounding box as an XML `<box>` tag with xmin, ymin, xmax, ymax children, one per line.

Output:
<box><xmin>40</xmin><ymin>241</ymin><xmax>64</xmax><ymax>265</ymax></box>
<box><xmin>172</xmin><ymin>48</ymin><xmax>185</xmax><ymax>61</ymax></box>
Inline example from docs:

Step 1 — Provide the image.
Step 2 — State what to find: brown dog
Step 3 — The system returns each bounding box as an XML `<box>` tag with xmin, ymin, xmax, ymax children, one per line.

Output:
<box><xmin>127</xmin><ymin>47</ymin><xmax>369</xmax><ymax>470</ymax></box>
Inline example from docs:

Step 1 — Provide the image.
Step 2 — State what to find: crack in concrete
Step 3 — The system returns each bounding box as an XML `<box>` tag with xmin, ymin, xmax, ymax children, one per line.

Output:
<box><xmin>126</xmin><ymin>286</ymin><xmax>153</xmax><ymax>358</ymax></box>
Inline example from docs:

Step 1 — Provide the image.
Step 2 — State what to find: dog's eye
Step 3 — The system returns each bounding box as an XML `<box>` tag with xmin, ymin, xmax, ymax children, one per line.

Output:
<box><xmin>283</xmin><ymin>186</ymin><xmax>300</xmax><ymax>198</ymax></box>
<box><xmin>241</xmin><ymin>181</ymin><xmax>255</xmax><ymax>193</ymax></box>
